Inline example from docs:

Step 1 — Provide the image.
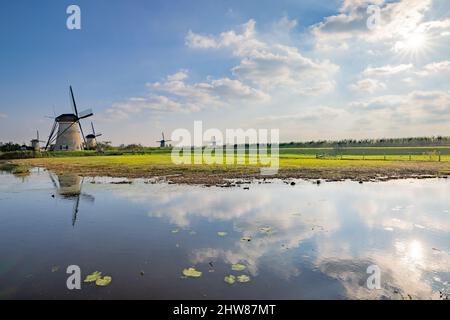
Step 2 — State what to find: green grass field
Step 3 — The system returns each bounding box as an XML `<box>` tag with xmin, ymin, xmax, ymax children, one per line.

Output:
<box><xmin>3</xmin><ymin>146</ymin><xmax>450</xmax><ymax>167</ymax></box>
<box><xmin>4</xmin><ymin>146</ymin><xmax>449</xmax><ymax>184</ymax></box>
<box><xmin>8</xmin><ymin>146</ymin><xmax>450</xmax><ymax>171</ymax></box>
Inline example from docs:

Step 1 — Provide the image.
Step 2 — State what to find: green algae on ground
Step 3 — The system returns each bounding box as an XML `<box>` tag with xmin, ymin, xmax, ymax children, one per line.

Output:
<box><xmin>182</xmin><ymin>267</ymin><xmax>202</xmax><ymax>278</ymax></box>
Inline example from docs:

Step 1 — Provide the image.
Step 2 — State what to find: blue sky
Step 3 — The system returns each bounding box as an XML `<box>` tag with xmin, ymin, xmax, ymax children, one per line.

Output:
<box><xmin>0</xmin><ymin>0</ymin><xmax>449</xmax><ymax>145</ymax></box>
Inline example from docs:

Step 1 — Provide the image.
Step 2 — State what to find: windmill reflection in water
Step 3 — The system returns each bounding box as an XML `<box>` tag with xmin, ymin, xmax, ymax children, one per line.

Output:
<box><xmin>48</xmin><ymin>172</ymin><xmax>94</xmax><ymax>226</ymax></box>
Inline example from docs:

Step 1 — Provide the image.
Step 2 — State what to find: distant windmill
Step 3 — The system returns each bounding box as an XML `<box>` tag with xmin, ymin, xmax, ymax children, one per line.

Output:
<box><xmin>156</xmin><ymin>132</ymin><xmax>171</xmax><ymax>147</ymax></box>
<box><xmin>86</xmin><ymin>122</ymin><xmax>102</xmax><ymax>150</ymax></box>
<box><xmin>206</xmin><ymin>136</ymin><xmax>217</xmax><ymax>147</ymax></box>
<box><xmin>45</xmin><ymin>86</ymin><xmax>93</xmax><ymax>151</ymax></box>
<box><xmin>30</xmin><ymin>130</ymin><xmax>45</xmax><ymax>151</ymax></box>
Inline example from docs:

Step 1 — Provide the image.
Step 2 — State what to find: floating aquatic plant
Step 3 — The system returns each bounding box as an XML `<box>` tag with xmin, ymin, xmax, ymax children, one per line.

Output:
<box><xmin>84</xmin><ymin>271</ymin><xmax>102</xmax><ymax>283</ymax></box>
<box><xmin>237</xmin><ymin>275</ymin><xmax>251</xmax><ymax>283</ymax></box>
<box><xmin>224</xmin><ymin>275</ymin><xmax>236</xmax><ymax>284</ymax></box>
<box><xmin>182</xmin><ymin>267</ymin><xmax>202</xmax><ymax>278</ymax></box>
<box><xmin>231</xmin><ymin>264</ymin><xmax>246</xmax><ymax>271</ymax></box>
<box><xmin>217</xmin><ymin>232</ymin><xmax>228</xmax><ymax>237</ymax></box>
<box><xmin>95</xmin><ymin>276</ymin><xmax>112</xmax><ymax>287</ymax></box>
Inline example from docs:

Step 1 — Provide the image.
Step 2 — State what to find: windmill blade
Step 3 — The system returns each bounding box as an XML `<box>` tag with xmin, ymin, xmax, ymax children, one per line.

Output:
<box><xmin>91</xmin><ymin>122</ymin><xmax>95</xmax><ymax>136</ymax></box>
<box><xmin>36</xmin><ymin>130</ymin><xmax>45</xmax><ymax>142</ymax></box>
<box><xmin>162</xmin><ymin>132</ymin><xmax>165</xmax><ymax>141</ymax></box>
<box><xmin>72</xmin><ymin>194</ymin><xmax>80</xmax><ymax>227</ymax></box>
<box><xmin>95</xmin><ymin>133</ymin><xmax>103</xmax><ymax>138</ymax></box>
<box><xmin>77</xmin><ymin>120</ymin><xmax>87</xmax><ymax>148</ymax></box>
<box><xmin>80</xmin><ymin>176</ymin><xmax>84</xmax><ymax>193</ymax></box>
<box><xmin>78</xmin><ymin>109</ymin><xmax>93</xmax><ymax>119</ymax></box>
<box><xmin>48</xmin><ymin>172</ymin><xmax>59</xmax><ymax>189</ymax></box>
<box><xmin>70</xmin><ymin>86</ymin><xmax>79</xmax><ymax>117</ymax></box>
<box><xmin>45</xmin><ymin>121</ymin><xmax>57</xmax><ymax>150</ymax></box>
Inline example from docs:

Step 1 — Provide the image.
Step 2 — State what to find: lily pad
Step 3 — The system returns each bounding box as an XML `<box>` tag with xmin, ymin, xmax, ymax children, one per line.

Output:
<box><xmin>231</xmin><ymin>264</ymin><xmax>246</xmax><ymax>271</ymax></box>
<box><xmin>217</xmin><ymin>232</ymin><xmax>228</xmax><ymax>237</ymax></box>
<box><xmin>259</xmin><ymin>227</ymin><xmax>272</xmax><ymax>233</ymax></box>
<box><xmin>172</xmin><ymin>229</ymin><xmax>180</xmax><ymax>234</ymax></box>
<box><xmin>241</xmin><ymin>236</ymin><xmax>252</xmax><ymax>242</ymax></box>
<box><xmin>84</xmin><ymin>271</ymin><xmax>102</xmax><ymax>283</ymax></box>
<box><xmin>224</xmin><ymin>275</ymin><xmax>236</xmax><ymax>284</ymax></box>
<box><xmin>237</xmin><ymin>275</ymin><xmax>251</xmax><ymax>283</ymax></box>
<box><xmin>182</xmin><ymin>267</ymin><xmax>202</xmax><ymax>278</ymax></box>
<box><xmin>95</xmin><ymin>276</ymin><xmax>112</xmax><ymax>287</ymax></box>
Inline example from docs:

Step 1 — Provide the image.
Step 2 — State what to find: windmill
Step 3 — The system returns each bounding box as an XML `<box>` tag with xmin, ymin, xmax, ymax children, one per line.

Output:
<box><xmin>85</xmin><ymin>122</ymin><xmax>102</xmax><ymax>150</ymax></box>
<box><xmin>156</xmin><ymin>132</ymin><xmax>171</xmax><ymax>147</ymax></box>
<box><xmin>49</xmin><ymin>172</ymin><xmax>95</xmax><ymax>227</ymax></box>
<box><xmin>30</xmin><ymin>130</ymin><xmax>45</xmax><ymax>151</ymax></box>
<box><xmin>45</xmin><ymin>86</ymin><xmax>93</xmax><ymax>151</ymax></box>
<box><xmin>206</xmin><ymin>136</ymin><xmax>217</xmax><ymax>147</ymax></box>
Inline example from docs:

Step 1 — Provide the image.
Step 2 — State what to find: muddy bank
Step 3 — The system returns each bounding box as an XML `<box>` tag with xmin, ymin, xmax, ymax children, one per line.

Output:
<box><xmin>8</xmin><ymin>159</ymin><xmax>450</xmax><ymax>185</ymax></box>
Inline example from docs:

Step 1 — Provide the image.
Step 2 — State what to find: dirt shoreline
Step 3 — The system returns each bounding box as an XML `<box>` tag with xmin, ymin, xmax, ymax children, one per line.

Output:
<box><xmin>8</xmin><ymin>159</ymin><xmax>450</xmax><ymax>185</ymax></box>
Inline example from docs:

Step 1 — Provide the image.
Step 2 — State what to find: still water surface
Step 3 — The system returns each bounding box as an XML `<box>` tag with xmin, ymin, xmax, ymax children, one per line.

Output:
<box><xmin>1</xmin><ymin>169</ymin><xmax>449</xmax><ymax>299</ymax></box>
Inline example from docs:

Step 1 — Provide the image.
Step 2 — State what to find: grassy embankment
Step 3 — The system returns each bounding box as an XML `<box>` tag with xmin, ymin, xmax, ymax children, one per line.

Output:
<box><xmin>0</xmin><ymin>162</ymin><xmax>31</xmax><ymax>175</ymax></box>
<box><xmin>2</xmin><ymin>146</ymin><xmax>449</xmax><ymax>184</ymax></box>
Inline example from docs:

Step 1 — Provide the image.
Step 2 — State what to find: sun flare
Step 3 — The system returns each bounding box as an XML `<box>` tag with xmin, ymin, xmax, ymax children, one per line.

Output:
<box><xmin>404</xmin><ymin>33</ymin><xmax>426</xmax><ymax>51</ymax></box>
<box><xmin>395</xmin><ymin>31</ymin><xmax>430</xmax><ymax>57</ymax></box>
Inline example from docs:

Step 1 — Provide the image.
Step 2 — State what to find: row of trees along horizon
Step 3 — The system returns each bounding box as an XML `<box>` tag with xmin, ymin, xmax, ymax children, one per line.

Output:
<box><xmin>2</xmin><ymin>136</ymin><xmax>450</xmax><ymax>153</ymax></box>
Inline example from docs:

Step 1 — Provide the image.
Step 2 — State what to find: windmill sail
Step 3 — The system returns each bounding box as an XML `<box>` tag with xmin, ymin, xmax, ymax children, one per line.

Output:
<box><xmin>70</xmin><ymin>86</ymin><xmax>90</xmax><ymax>147</ymax></box>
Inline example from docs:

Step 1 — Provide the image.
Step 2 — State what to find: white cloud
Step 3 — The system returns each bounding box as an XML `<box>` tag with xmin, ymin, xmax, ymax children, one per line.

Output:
<box><xmin>187</xmin><ymin>19</ymin><xmax>339</xmax><ymax>95</ymax></box>
<box><xmin>274</xmin><ymin>16</ymin><xmax>298</xmax><ymax>31</ymax></box>
<box><xmin>349</xmin><ymin>78</ymin><xmax>386</xmax><ymax>93</ymax></box>
<box><xmin>362</xmin><ymin>64</ymin><xmax>413</xmax><ymax>77</ymax></box>
<box><xmin>106</xmin><ymin>95</ymin><xmax>199</xmax><ymax>120</ymax></box>
<box><xmin>349</xmin><ymin>90</ymin><xmax>450</xmax><ymax>124</ymax></box>
<box><xmin>149</xmin><ymin>70</ymin><xmax>269</xmax><ymax>103</ymax></box>
<box><xmin>185</xmin><ymin>30</ymin><xmax>219</xmax><ymax>49</ymax></box>
<box><xmin>105</xmin><ymin>70</ymin><xmax>269</xmax><ymax>120</ymax></box>
<box><xmin>417</xmin><ymin>60</ymin><xmax>450</xmax><ymax>76</ymax></box>
<box><xmin>167</xmin><ymin>70</ymin><xmax>189</xmax><ymax>81</ymax></box>
<box><xmin>257</xmin><ymin>107</ymin><xmax>347</xmax><ymax>124</ymax></box>
<box><xmin>310</xmin><ymin>0</ymin><xmax>449</xmax><ymax>52</ymax></box>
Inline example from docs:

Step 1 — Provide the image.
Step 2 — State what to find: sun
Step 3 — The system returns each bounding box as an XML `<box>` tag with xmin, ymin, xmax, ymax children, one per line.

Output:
<box><xmin>404</xmin><ymin>32</ymin><xmax>426</xmax><ymax>51</ymax></box>
<box><xmin>394</xmin><ymin>31</ymin><xmax>431</xmax><ymax>60</ymax></box>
